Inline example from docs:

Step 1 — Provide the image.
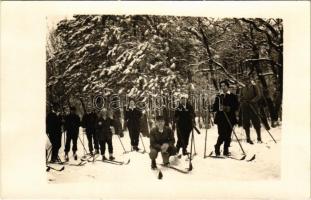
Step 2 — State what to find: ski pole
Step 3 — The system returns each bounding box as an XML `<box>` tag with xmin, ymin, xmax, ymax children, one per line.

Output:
<box><xmin>117</xmin><ymin>134</ymin><xmax>129</xmax><ymax>154</ymax></box>
<box><xmin>248</xmin><ymin>103</ymin><xmax>277</xmax><ymax>143</ymax></box>
<box><xmin>139</xmin><ymin>133</ymin><xmax>147</xmax><ymax>153</ymax></box>
<box><xmin>223</xmin><ymin>111</ymin><xmax>246</xmax><ymax>155</ymax></box>
<box><xmin>78</xmin><ymin>135</ymin><xmax>88</xmax><ymax>154</ymax></box>
<box><xmin>46</xmin><ymin>147</ymin><xmax>52</xmax><ymax>164</ymax></box>
<box><xmin>192</xmin><ymin>132</ymin><xmax>197</xmax><ymax>156</ymax></box>
<box><xmin>187</xmin><ymin>129</ymin><xmax>194</xmax><ymax>171</ymax></box>
<box><xmin>203</xmin><ymin>126</ymin><xmax>208</xmax><ymax>158</ymax></box>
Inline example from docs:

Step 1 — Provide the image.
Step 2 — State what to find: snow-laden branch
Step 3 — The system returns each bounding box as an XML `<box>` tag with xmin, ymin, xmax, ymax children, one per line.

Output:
<box><xmin>244</xmin><ymin>58</ymin><xmax>282</xmax><ymax>68</ymax></box>
<box><xmin>211</xmin><ymin>60</ymin><xmax>244</xmax><ymax>86</ymax></box>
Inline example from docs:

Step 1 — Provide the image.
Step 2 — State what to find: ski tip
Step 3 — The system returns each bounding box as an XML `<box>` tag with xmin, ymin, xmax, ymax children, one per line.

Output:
<box><xmin>60</xmin><ymin>166</ymin><xmax>65</xmax><ymax>171</ymax></box>
<box><xmin>247</xmin><ymin>154</ymin><xmax>256</xmax><ymax>162</ymax></box>
<box><xmin>126</xmin><ymin>159</ymin><xmax>131</xmax><ymax>164</ymax></box>
<box><xmin>240</xmin><ymin>155</ymin><xmax>246</xmax><ymax>160</ymax></box>
<box><xmin>158</xmin><ymin>170</ymin><xmax>163</xmax><ymax>179</ymax></box>
<box><xmin>46</xmin><ymin>166</ymin><xmax>51</xmax><ymax>172</ymax></box>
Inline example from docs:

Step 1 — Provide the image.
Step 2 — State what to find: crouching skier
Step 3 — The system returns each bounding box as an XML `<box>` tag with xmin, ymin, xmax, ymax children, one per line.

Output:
<box><xmin>149</xmin><ymin>115</ymin><xmax>177</xmax><ymax>170</ymax></box>
<box><xmin>96</xmin><ymin>108</ymin><xmax>116</xmax><ymax>161</ymax></box>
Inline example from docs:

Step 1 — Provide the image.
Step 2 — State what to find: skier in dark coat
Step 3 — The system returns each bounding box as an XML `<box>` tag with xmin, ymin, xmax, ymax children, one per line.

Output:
<box><xmin>212</xmin><ymin>80</ymin><xmax>239</xmax><ymax>156</ymax></box>
<box><xmin>81</xmin><ymin>106</ymin><xmax>99</xmax><ymax>155</ymax></box>
<box><xmin>240</xmin><ymin>77</ymin><xmax>262</xmax><ymax>144</ymax></box>
<box><xmin>46</xmin><ymin>104</ymin><xmax>63</xmax><ymax>163</ymax></box>
<box><xmin>125</xmin><ymin>99</ymin><xmax>142</xmax><ymax>151</ymax></box>
<box><xmin>174</xmin><ymin>94</ymin><xmax>195</xmax><ymax>156</ymax></box>
<box><xmin>95</xmin><ymin>108</ymin><xmax>115</xmax><ymax>160</ymax></box>
<box><xmin>64</xmin><ymin>106</ymin><xmax>81</xmax><ymax>161</ymax></box>
<box><xmin>149</xmin><ymin>115</ymin><xmax>177</xmax><ymax>169</ymax></box>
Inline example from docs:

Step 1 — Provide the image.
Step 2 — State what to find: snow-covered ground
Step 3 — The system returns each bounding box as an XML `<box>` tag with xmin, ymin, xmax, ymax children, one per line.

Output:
<box><xmin>47</xmin><ymin>123</ymin><xmax>282</xmax><ymax>183</ymax></box>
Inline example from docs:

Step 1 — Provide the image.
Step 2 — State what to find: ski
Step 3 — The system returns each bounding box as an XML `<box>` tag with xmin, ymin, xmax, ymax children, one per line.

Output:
<box><xmin>160</xmin><ymin>164</ymin><xmax>189</xmax><ymax>174</ymax></box>
<box><xmin>81</xmin><ymin>154</ymin><xmax>100</xmax><ymax>162</ymax></box>
<box><xmin>130</xmin><ymin>149</ymin><xmax>146</xmax><ymax>154</ymax></box>
<box><xmin>96</xmin><ymin>158</ymin><xmax>130</xmax><ymax>165</ymax></box>
<box><xmin>206</xmin><ymin>151</ymin><xmax>246</xmax><ymax>161</ymax></box>
<box><xmin>68</xmin><ymin>160</ymin><xmax>87</xmax><ymax>166</ymax></box>
<box><xmin>206</xmin><ymin>151</ymin><xmax>256</xmax><ymax>162</ymax></box>
<box><xmin>247</xmin><ymin>154</ymin><xmax>256</xmax><ymax>162</ymax></box>
<box><xmin>46</xmin><ymin>165</ymin><xmax>65</xmax><ymax>172</ymax></box>
<box><xmin>204</xmin><ymin>151</ymin><xmax>214</xmax><ymax>158</ymax></box>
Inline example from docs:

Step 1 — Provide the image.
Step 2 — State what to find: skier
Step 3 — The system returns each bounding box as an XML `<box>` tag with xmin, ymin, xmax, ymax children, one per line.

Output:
<box><xmin>149</xmin><ymin>115</ymin><xmax>177</xmax><ymax>169</ymax></box>
<box><xmin>64</xmin><ymin>106</ymin><xmax>81</xmax><ymax>161</ymax></box>
<box><xmin>81</xmin><ymin>105</ymin><xmax>99</xmax><ymax>155</ymax></box>
<box><xmin>46</xmin><ymin>104</ymin><xmax>63</xmax><ymax>163</ymax></box>
<box><xmin>124</xmin><ymin>99</ymin><xmax>142</xmax><ymax>151</ymax></box>
<box><xmin>212</xmin><ymin>80</ymin><xmax>239</xmax><ymax>156</ymax></box>
<box><xmin>240</xmin><ymin>76</ymin><xmax>262</xmax><ymax>144</ymax></box>
<box><xmin>96</xmin><ymin>108</ymin><xmax>115</xmax><ymax>161</ymax></box>
<box><xmin>173</xmin><ymin>94</ymin><xmax>195</xmax><ymax>156</ymax></box>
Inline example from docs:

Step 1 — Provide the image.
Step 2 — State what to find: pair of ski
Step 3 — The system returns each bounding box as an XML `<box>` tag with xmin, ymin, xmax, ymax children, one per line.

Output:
<box><xmin>46</xmin><ymin>157</ymin><xmax>87</xmax><ymax>171</ymax></box>
<box><xmin>96</xmin><ymin>158</ymin><xmax>131</xmax><ymax>165</ymax></box>
<box><xmin>154</xmin><ymin>164</ymin><xmax>191</xmax><ymax>179</ymax></box>
<box><xmin>46</xmin><ymin>165</ymin><xmax>65</xmax><ymax>172</ymax></box>
<box><xmin>205</xmin><ymin>151</ymin><xmax>256</xmax><ymax>162</ymax></box>
<box><xmin>130</xmin><ymin>149</ymin><xmax>146</xmax><ymax>154</ymax></box>
<box><xmin>81</xmin><ymin>154</ymin><xmax>130</xmax><ymax>165</ymax></box>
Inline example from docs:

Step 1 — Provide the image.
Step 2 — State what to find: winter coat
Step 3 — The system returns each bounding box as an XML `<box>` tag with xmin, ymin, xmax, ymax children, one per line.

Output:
<box><xmin>64</xmin><ymin>113</ymin><xmax>80</xmax><ymax>134</ymax></box>
<box><xmin>125</xmin><ymin>107</ymin><xmax>142</xmax><ymax>131</ymax></box>
<box><xmin>95</xmin><ymin>117</ymin><xmax>114</xmax><ymax>140</ymax></box>
<box><xmin>46</xmin><ymin>112</ymin><xmax>62</xmax><ymax>135</ymax></box>
<box><xmin>240</xmin><ymin>84</ymin><xmax>261</xmax><ymax>117</ymax></box>
<box><xmin>149</xmin><ymin>126</ymin><xmax>175</xmax><ymax>151</ymax></box>
<box><xmin>212</xmin><ymin>92</ymin><xmax>239</xmax><ymax>126</ymax></box>
<box><xmin>174</xmin><ymin>102</ymin><xmax>195</xmax><ymax>132</ymax></box>
<box><xmin>81</xmin><ymin>112</ymin><xmax>97</xmax><ymax>133</ymax></box>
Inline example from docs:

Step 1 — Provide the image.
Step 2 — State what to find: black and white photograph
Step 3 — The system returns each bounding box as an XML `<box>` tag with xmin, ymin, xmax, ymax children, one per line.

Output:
<box><xmin>46</xmin><ymin>15</ymin><xmax>283</xmax><ymax>182</ymax></box>
<box><xmin>1</xmin><ymin>1</ymin><xmax>310</xmax><ymax>199</ymax></box>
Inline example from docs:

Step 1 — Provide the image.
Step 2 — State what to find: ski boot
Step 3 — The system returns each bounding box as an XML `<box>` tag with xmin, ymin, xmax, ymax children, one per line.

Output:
<box><xmin>246</xmin><ymin>139</ymin><xmax>254</xmax><ymax>145</ymax></box>
<box><xmin>95</xmin><ymin>149</ymin><xmax>99</xmax><ymax>154</ymax></box>
<box><xmin>151</xmin><ymin>159</ymin><xmax>157</xmax><ymax>170</ymax></box>
<box><xmin>223</xmin><ymin>151</ymin><xmax>231</xmax><ymax>157</ymax></box>
<box><xmin>73</xmin><ymin>153</ymin><xmax>78</xmax><ymax>160</ymax></box>
<box><xmin>102</xmin><ymin>155</ymin><xmax>107</xmax><ymax>161</ymax></box>
<box><xmin>109</xmin><ymin>154</ymin><xmax>115</xmax><ymax>161</ymax></box>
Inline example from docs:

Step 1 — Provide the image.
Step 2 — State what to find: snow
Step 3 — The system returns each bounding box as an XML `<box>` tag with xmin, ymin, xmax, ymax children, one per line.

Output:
<box><xmin>47</xmin><ymin>123</ymin><xmax>281</xmax><ymax>183</ymax></box>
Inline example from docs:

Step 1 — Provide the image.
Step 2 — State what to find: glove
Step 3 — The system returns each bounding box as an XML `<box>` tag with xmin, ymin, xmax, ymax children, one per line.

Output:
<box><xmin>223</xmin><ymin>106</ymin><xmax>230</xmax><ymax>112</ymax></box>
<box><xmin>161</xmin><ymin>143</ymin><xmax>169</xmax><ymax>153</ymax></box>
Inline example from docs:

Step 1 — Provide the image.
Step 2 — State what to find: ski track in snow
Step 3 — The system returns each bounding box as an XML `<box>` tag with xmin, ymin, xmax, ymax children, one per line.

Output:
<box><xmin>47</xmin><ymin>124</ymin><xmax>282</xmax><ymax>183</ymax></box>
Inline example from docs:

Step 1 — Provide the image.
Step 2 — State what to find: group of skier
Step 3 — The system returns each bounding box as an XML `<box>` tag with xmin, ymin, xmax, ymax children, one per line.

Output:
<box><xmin>46</xmin><ymin>76</ymin><xmax>278</xmax><ymax>169</ymax></box>
<box><xmin>46</xmin><ymin>99</ymin><xmax>143</xmax><ymax>163</ymax></box>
